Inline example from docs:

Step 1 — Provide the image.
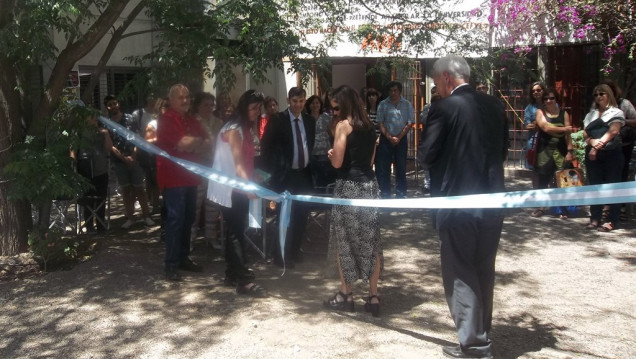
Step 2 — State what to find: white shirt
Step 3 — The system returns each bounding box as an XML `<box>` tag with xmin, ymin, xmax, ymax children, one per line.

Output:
<box><xmin>289</xmin><ymin>109</ymin><xmax>309</xmax><ymax>169</ymax></box>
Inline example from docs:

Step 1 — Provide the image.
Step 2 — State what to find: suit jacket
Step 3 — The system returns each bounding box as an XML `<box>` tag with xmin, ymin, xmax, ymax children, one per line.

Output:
<box><xmin>418</xmin><ymin>85</ymin><xmax>508</xmax><ymax>228</ymax></box>
<box><xmin>261</xmin><ymin>108</ymin><xmax>316</xmax><ymax>192</ymax></box>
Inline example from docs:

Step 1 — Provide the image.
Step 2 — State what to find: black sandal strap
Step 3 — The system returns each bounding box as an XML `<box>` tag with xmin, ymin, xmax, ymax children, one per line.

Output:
<box><xmin>329</xmin><ymin>291</ymin><xmax>352</xmax><ymax>304</ymax></box>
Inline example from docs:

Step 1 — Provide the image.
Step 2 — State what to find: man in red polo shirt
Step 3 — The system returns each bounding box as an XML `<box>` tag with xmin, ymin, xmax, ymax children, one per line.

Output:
<box><xmin>157</xmin><ymin>84</ymin><xmax>211</xmax><ymax>281</ymax></box>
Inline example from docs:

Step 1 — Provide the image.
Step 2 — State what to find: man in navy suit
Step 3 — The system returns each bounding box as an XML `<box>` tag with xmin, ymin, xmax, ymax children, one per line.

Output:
<box><xmin>261</xmin><ymin>87</ymin><xmax>316</xmax><ymax>267</ymax></box>
<box><xmin>418</xmin><ymin>55</ymin><xmax>508</xmax><ymax>359</ymax></box>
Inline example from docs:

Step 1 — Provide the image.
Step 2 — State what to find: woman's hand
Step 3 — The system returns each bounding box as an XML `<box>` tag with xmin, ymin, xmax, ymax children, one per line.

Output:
<box><xmin>591</xmin><ymin>138</ymin><xmax>606</xmax><ymax>150</ymax></box>
<box><xmin>564</xmin><ymin>126</ymin><xmax>578</xmax><ymax>134</ymax></box>
<box><xmin>589</xmin><ymin>148</ymin><xmax>597</xmax><ymax>161</ymax></box>
<box><xmin>327</xmin><ymin>148</ymin><xmax>334</xmax><ymax>160</ymax></box>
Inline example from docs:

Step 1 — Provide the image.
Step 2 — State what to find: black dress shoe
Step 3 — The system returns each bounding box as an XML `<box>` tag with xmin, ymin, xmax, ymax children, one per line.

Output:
<box><xmin>273</xmin><ymin>257</ymin><xmax>294</xmax><ymax>269</ymax></box>
<box><xmin>165</xmin><ymin>268</ymin><xmax>181</xmax><ymax>281</ymax></box>
<box><xmin>442</xmin><ymin>345</ymin><xmax>493</xmax><ymax>359</ymax></box>
<box><xmin>179</xmin><ymin>258</ymin><xmax>202</xmax><ymax>272</ymax></box>
<box><xmin>292</xmin><ymin>251</ymin><xmax>304</xmax><ymax>263</ymax></box>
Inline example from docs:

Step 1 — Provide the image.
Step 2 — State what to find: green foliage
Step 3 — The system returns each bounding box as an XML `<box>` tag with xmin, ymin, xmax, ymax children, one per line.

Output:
<box><xmin>128</xmin><ymin>0</ymin><xmax>311</xmax><ymax>94</ymax></box>
<box><xmin>4</xmin><ymin>98</ymin><xmax>93</xmax><ymax>205</ymax></box>
<box><xmin>27</xmin><ymin>227</ymin><xmax>80</xmax><ymax>272</ymax></box>
<box><xmin>570</xmin><ymin>130</ymin><xmax>587</xmax><ymax>178</ymax></box>
<box><xmin>0</xmin><ymin>0</ymin><xmax>102</xmax><ymax>67</ymax></box>
<box><xmin>471</xmin><ymin>48</ymin><xmax>541</xmax><ymax>90</ymax></box>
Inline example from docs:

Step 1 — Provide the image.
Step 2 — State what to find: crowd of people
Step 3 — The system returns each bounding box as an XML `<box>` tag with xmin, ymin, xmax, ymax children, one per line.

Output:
<box><xmin>74</xmin><ymin>53</ymin><xmax>635</xmax><ymax>359</ymax></box>
<box><xmin>524</xmin><ymin>80</ymin><xmax>635</xmax><ymax>232</ymax></box>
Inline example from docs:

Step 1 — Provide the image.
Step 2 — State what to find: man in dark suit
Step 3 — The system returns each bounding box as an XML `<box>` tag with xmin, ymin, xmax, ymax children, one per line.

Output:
<box><xmin>261</xmin><ymin>87</ymin><xmax>316</xmax><ymax>267</ymax></box>
<box><xmin>418</xmin><ymin>55</ymin><xmax>508</xmax><ymax>359</ymax></box>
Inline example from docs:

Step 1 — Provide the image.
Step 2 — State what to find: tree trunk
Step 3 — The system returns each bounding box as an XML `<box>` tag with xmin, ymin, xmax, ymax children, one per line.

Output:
<box><xmin>0</xmin><ymin>189</ymin><xmax>31</xmax><ymax>256</ymax></box>
<box><xmin>0</xmin><ymin>62</ymin><xmax>31</xmax><ymax>255</ymax></box>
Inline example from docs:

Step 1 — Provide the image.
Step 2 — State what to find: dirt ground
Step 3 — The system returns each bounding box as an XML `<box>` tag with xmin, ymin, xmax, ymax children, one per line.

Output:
<box><xmin>1</xmin><ymin>176</ymin><xmax>635</xmax><ymax>359</ymax></box>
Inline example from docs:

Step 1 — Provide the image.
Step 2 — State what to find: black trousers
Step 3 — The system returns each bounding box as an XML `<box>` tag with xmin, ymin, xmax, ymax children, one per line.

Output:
<box><xmin>272</xmin><ymin>167</ymin><xmax>313</xmax><ymax>262</ymax></box>
<box><xmin>586</xmin><ymin>146</ymin><xmax>624</xmax><ymax>224</ymax></box>
<box><xmin>221</xmin><ymin>192</ymin><xmax>254</xmax><ymax>286</ymax></box>
<box><xmin>438</xmin><ymin>211</ymin><xmax>503</xmax><ymax>355</ymax></box>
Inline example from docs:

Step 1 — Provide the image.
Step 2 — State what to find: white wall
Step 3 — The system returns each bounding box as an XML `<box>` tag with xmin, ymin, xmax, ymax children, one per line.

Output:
<box><xmin>332</xmin><ymin>64</ymin><xmax>366</xmax><ymax>92</ymax></box>
<box><xmin>203</xmin><ymin>61</ymin><xmax>288</xmax><ymax>107</ymax></box>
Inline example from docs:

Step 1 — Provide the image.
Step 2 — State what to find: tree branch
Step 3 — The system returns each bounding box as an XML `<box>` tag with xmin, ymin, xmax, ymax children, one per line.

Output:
<box><xmin>33</xmin><ymin>0</ymin><xmax>132</xmax><ymax>132</ymax></box>
<box><xmin>81</xmin><ymin>0</ymin><xmax>148</xmax><ymax>104</ymax></box>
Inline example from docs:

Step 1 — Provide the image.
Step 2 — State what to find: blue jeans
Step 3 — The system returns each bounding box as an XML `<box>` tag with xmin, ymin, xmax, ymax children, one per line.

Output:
<box><xmin>375</xmin><ymin>136</ymin><xmax>408</xmax><ymax>197</ymax></box>
<box><xmin>163</xmin><ymin>186</ymin><xmax>197</xmax><ymax>269</ymax></box>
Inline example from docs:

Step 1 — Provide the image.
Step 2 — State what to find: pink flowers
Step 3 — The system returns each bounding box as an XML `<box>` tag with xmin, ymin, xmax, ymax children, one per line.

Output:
<box><xmin>486</xmin><ymin>0</ymin><xmax>630</xmax><ymax>74</ymax></box>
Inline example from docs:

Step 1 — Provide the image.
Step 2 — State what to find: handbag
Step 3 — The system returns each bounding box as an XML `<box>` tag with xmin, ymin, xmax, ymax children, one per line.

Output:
<box><xmin>526</xmin><ymin>132</ymin><xmax>538</xmax><ymax>166</ymax></box>
<box><xmin>555</xmin><ymin>167</ymin><xmax>584</xmax><ymax>188</ymax></box>
<box><xmin>585</xmin><ymin>117</ymin><xmax>623</xmax><ymax>151</ymax></box>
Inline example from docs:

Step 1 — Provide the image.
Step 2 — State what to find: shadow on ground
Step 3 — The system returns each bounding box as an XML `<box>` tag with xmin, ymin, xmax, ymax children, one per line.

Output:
<box><xmin>1</xmin><ymin>175</ymin><xmax>634</xmax><ymax>358</ymax></box>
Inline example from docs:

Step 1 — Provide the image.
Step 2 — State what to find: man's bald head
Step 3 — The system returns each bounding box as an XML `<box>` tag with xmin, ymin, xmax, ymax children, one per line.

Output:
<box><xmin>168</xmin><ymin>84</ymin><xmax>190</xmax><ymax>115</ymax></box>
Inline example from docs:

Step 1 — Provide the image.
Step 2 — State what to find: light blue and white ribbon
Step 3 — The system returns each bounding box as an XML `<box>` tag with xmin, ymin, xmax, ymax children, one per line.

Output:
<box><xmin>290</xmin><ymin>182</ymin><xmax>636</xmax><ymax>209</ymax></box>
<box><xmin>99</xmin><ymin>116</ymin><xmax>636</xmax><ymax>265</ymax></box>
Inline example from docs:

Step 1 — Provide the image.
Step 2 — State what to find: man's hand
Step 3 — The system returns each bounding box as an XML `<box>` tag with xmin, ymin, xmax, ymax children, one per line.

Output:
<box><xmin>123</xmin><ymin>155</ymin><xmax>135</xmax><ymax>166</ymax></box>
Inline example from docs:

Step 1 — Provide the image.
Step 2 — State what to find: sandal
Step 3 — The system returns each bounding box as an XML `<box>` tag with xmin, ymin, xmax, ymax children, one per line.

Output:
<box><xmin>559</xmin><ymin>214</ymin><xmax>568</xmax><ymax>220</ymax></box>
<box><xmin>601</xmin><ymin>209</ymin><xmax>610</xmax><ymax>222</ymax></box>
<box><xmin>364</xmin><ymin>295</ymin><xmax>381</xmax><ymax>317</ymax></box>
<box><xmin>585</xmin><ymin>222</ymin><xmax>599</xmax><ymax>230</ymax></box>
<box><xmin>236</xmin><ymin>283</ymin><xmax>267</xmax><ymax>297</ymax></box>
<box><xmin>323</xmin><ymin>291</ymin><xmax>354</xmax><ymax>312</ymax></box>
<box><xmin>531</xmin><ymin>209</ymin><xmax>545</xmax><ymax>217</ymax></box>
<box><xmin>597</xmin><ymin>222</ymin><xmax>615</xmax><ymax>232</ymax></box>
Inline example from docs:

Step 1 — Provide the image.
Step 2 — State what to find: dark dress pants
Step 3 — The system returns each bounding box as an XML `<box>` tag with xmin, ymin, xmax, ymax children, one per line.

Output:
<box><xmin>375</xmin><ymin>136</ymin><xmax>408</xmax><ymax>197</ymax></box>
<box><xmin>272</xmin><ymin>167</ymin><xmax>313</xmax><ymax>262</ymax></box>
<box><xmin>586</xmin><ymin>146</ymin><xmax>624</xmax><ymax>224</ymax></box>
<box><xmin>163</xmin><ymin>186</ymin><xmax>197</xmax><ymax>270</ymax></box>
<box><xmin>220</xmin><ymin>191</ymin><xmax>254</xmax><ymax>286</ymax></box>
<box><xmin>438</xmin><ymin>210</ymin><xmax>503</xmax><ymax>355</ymax></box>
<box><xmin>621</xmin><ymin>142</ymin><xmax>634</xmax><ymax>182</ymax></box>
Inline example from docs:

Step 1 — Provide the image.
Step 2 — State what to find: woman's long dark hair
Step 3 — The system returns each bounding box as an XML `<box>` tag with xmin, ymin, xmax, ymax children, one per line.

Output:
<box><xmin>365</xmin><ymin>88</ymin><xmax>380</xmax><ymax>112</ymax></box>
<box><xmin>232</xmin><ymin>89</ymin><xmax>264</xmax><ymax>126</ymax></box>
<box><xmin>331</xmin><ymin>85</ymin><xmax>374</xmax><ymax>131</ymax></box>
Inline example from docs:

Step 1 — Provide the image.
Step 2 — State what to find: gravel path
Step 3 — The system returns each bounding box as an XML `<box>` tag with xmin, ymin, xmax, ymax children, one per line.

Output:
<box><xmin>1</xmin><ymin>177</ymin><xmax>635</xmax><ymax>359</ymax></box>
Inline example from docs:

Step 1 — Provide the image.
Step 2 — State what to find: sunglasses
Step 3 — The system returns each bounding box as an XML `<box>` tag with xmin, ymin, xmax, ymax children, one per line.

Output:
<box><xmin>332</xmin><ymin>106</ymin><xmax>340</xmax><ymax>112</ymax></box>
<box><xmin>543</xmin><ymin>96</ymin><xmax>556</xmax><ymax>101</ymax></box>
<box><xmin>532</xmin><ymin>89</ymin><xmax>543</xmax><ymax>93</ymax></box>
<box><xmin>593</xmin><ymin>92</ymin><xmax>607</xmax><ymax>97</ymax></box>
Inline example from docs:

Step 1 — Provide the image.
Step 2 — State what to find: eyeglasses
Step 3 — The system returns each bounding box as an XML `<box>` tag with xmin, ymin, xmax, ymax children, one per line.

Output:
<box><xmin>543</xmin><ymin>96</ymin><xmax>556</xmax><ymax>101</ymax></box>
<box><xmin>593</xmin><ymin>92</ymin><xmax>607</xmax><ymax>97</ymax></box>
<box><xmin>532</xmin><ymin>89</ymin><xmax>543</xmax><ymax>93</ymax></box>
